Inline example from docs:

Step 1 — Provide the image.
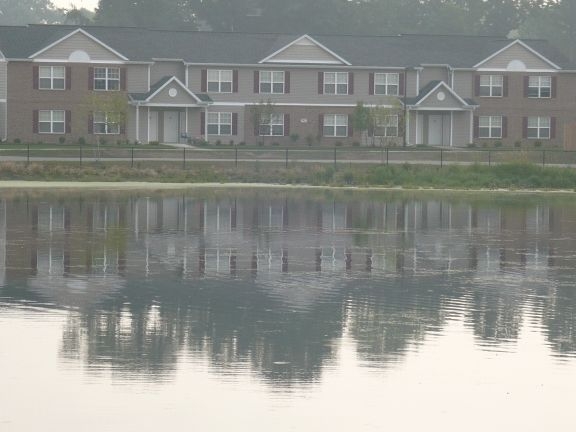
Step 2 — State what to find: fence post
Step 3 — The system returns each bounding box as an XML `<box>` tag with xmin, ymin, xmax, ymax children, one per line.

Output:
<box><xmin>386</xmin><ymin>148</ymin><xmax>389</xmax><ymax>166</ymax></box>
<box><xmin>131</xmin><ymin>147</ymin><xmax>134</xmax><ymax>168</ymax></box>
<box><xmin>334</xmin><ymin>147</ymin><xmax>337</xmax><ymax>170</ymax></box>
<box><xmin>488</xmin><ymin>150</ymin><xmax>491</xmax><ymax>167</ymax></box>
<box><xmin>27</xmin><ymin>143</ymin><xmax>30</xmax><ymax>166</ymax></box>
<box><xmin>285</xmin><ymin>148</ymin><xmax>288</xmax><ymax>169</ymax></box>
<box><xmin>542</xmin><ymin>150</ymin><xmax>545</xmax><ymax>167</ymax></box>
<box><xmin>183</xmin><ymin>148</ymin><xmax>186</xmax><ymax>169</ymax></box>
<box><xmin>235</xmin><ymin>147</ymin><xmax>238</xmax><ymax>168</ymax></box>
<box><xmin>440</xmin><ymin>149</ymin><xmax>443</xmax><ymax>168</ymax></box>
<box><xmin>79</xmin><ymin>145</ymin><xmax>82</xmax><ymax>166</ymax></box>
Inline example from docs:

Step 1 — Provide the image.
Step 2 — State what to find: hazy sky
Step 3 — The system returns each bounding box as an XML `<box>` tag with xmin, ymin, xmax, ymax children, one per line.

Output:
<box><xmin>53</xmin><ymin>0</ymin><xmax>98</xmax><ymax>10</ymax></box>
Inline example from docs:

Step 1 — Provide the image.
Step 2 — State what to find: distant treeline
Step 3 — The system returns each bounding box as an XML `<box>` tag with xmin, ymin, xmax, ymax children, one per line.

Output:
<box><xmin>2</xmin><ymin>0</ymin><xmax>576</xmax><ymax>60</ymax></box>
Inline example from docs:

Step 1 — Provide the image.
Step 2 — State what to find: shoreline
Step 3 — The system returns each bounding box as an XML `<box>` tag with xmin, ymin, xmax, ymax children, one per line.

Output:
<box><xmin>0</xmin><ymin>180</ymin><xmax>575</xmax><ymax>195</ymax></box>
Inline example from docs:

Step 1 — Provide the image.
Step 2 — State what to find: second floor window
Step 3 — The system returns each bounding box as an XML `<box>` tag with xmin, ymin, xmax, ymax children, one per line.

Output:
<box><xmin>324</xmin><ymin>72</ymin><xmax>348</xmax><ymax>95</ymax></box>
<box><xmin>527</xmin><ymin>116</ymin><xmax>550</xmax><ymax>139</ymax></box>
<box><xmin>479</xmin><ymin>116</ymin><xmax>502</xmax><ymax>139</ymax></box>
<box><xmin>39</xmin><ymin>110</ymin><xmax>65</xmax><ymax>134</ymax></box>
<box><xmin>374</xmin><ymin>73</ymin><xmax>399</xmax><ymax>96</ymax></box>
<box><xmin>207</xmin><ymin>112</ymin><xmax>232</xmax><ymax>135</ymax></box>
<box><xmin>39</xmin><ymin>66</ymin><xmax>65</xmax><ymax>90</ymax></box>
<box><xmin>94</xmin><ymin>67</ymin><xmax>120</xmax><ymax>91</ymax></box>
<box><xmin>93</xmin><ymin>112</ymin><xmax>120</xmax><ymax>134</ymax></box>
<box><xmin>260</xmin><ymin>71</ymin><xmax>285</xmax><ymax>94</ymax></box>
<box><xmin>528</xmin><ymin>76</ymin><xmax>551</xmax><ymax>98</ymax></box>
<box><xmin>259</xmin><ymin>113</ymin><xmax>284</xmax><ymax>136</ymax></box>
<box><xmin>207</xmin><ymin>70</ymin><xmax>233</xmax><ymax>93</ymax></box>
<box><xmin>323</xmin><ymin>114</ymin><xmax>348</xmax><ymax>137</ymax></box>
<box><xmin>479</xmin><ymin>75</ymin><xmax>503</xmax><ymax>97</ymax></box>
<box><xmin>374</xmin><ymin>115</ymin><xmax>399</xmax><ymax>137</ymax></box>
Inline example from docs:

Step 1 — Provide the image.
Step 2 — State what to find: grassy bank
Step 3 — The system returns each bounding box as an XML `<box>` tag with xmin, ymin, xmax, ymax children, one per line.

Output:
<box><xmin>1</xmin><ymin>161</ymin><xmax>576</xmax><ymax>191</ymax></box>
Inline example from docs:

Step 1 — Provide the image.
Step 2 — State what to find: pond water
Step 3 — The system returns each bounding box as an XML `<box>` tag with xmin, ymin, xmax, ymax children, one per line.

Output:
<box><xmin>0</xmin><ymin>188</ymin><xmax>575</xmax><ymax>431</ymax></box>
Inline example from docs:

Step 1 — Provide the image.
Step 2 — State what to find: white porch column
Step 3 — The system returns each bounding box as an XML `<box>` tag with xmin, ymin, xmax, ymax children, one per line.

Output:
<box><xmin>415</xmin><ymin>111</ymin><xmax>419</xmax><ymax>145</ymax></box>
<box><xmin>450</xmin><ymin>111</ymin><xmax>453</xmax><ymax>147</ymax></box>
<box><xmin>406</xmin><ymin>109</ymin><xmax>411</xmax><ymax>146</ymax></box>
<box><xmin>469</xmin><ymin>110</ymin><xmax>474</xmax><ymax>144</ymax></box>
<box><xmin>185</xmin><ymin>107</ymin><xmax>189</xmax><ymax>138</ymax></box>
<box><xmin>204</xmin><ymin>105</ymin><xmax>209</xmax><ymax>142</ymax></box>
<box><xmin>135</xmin><ymin>104</ymin><xmax>140</xmax><ymax>143</ymax></box>
<box><xmin>147</xmin><ymin>106</ymin><xmax>150</xmax><ymax>144</ymax></box>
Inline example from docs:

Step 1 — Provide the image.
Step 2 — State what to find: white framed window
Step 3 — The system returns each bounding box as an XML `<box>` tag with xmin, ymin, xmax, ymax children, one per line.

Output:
<box><xmin>479</xmin><ymin>75</ymin><xmax>503</xmax><ymax>97</ymax></box>
<box><xmin>207</xmin><ymin>112</ymin><xmax>232</xmax><ymax>135</ymax></box>
<box><xmin>259</xmin><ymin>113</ymin><xmax>284</xmax><ymax>136</ymax></box>
<box><xmin>207</xmin><ymin>69</ymin><xmax>232</xmax><ymax>93</ymax></box>
<box><xmin>39</xmin><ymin>66</ymin><xmax>65</xmax><ymax>90</ymax></box>
<box><xmin>479</xmin><ymin>116</ymin><xmax>502</xmax><ymax>139</ymax></box>
<box><xmin>324</xmin><ymin>72</ymin><xmax>348</xmax><ymax>95</ymax></box>
<box><xmin>528</xmin><ymin>76</ymin><xmax>551</xmax><ymax>98</ymax></box>
<box><xmin>527</xmin><ymin>116</ymin><xmax>550</xmax><ymax>139</ymax></box>
<box><xmin>93</xmin><ymin>112</ymin><xmax>120</xmax><ymax>134</ymax></box>
<box><xmin>323</xmin><ymin>114</ymin><xmax>348</xmax><ymax>137</ymax></box>
<box><xmin>374</xmin><ymin>115</ymin><xmax>399</xmax><ymax>137</ymax></box>
<box><xmin>94</xmin><ymin>67</ymin><xmax>120</xmax><ymax>91</ymax></box>
<box><xmin>39</xmin><ymin>110</ymin><xmax>65</xmax><ymax>134</ymax></box>
<box><xmin>374</xmin><ymin>73</ymin><xmax>399</xmax><ymax>96</ymax></box>
<box><xmin>260</xmin><ymin>71</ymin><xmax>285</xmax><ymax>94</ymax></box>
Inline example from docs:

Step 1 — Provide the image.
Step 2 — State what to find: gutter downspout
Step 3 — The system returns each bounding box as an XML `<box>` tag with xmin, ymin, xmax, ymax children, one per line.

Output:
<box><xmin>403</xmin><ymin>67</ymin><xmax>408</xmax><ymax>147</ymax></box>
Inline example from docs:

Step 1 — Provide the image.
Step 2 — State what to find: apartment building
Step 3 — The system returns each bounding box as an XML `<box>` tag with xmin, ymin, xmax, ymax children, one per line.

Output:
<box><xmin>0</xmin><ymin>24</ymin><xmax>574</xmax><ymax>147</ymax></box>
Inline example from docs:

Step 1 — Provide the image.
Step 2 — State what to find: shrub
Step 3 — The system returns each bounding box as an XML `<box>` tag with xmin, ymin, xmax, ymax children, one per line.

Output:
<box><xmin>229</xmin><ymin>140</ymin><xmax>235</xmax><ymax>146</ymax></box>
<box><xmin>215</xmin><ymin>139</ymin><xmax>222</xmax><ymax>146</ymax></box>
<box><xmin>514</xmin><ymin>140</ymin><xmax>522</xmax><ymax>148</ymax></box>
<box><xmin>14</xmin><ymin>138</ymin><xmax>21</xmax><ymax>144</ymax></box>
<box><xmin>239</xmin><ymin>141</ymin><xmax>246</xmax><ymax>146</ymax></box>
<box><xmin>98</xmin><ymin>137</ymin><xmax>107</xmax><ymax>146</ymax></box>
<box><xmin>494</xmin><ymin>140</ymin><xmax>503</xmax><ymax>148</ymax></box>
<box><xmin>258</xmin><ymin>141</ymin><xmax>264</xmax><ymax>147</ymax></box>
<box><xmin>149</xmin><ymin>141</ymin><xmax>159</xmax><ymax>146</ymax></box>
<box><xmin>352</xmin><ymin>141</ymin><xmax>360</xmax><ymax>147</ymax></box>
<box><xmin>534</xmin><ymin>141</ymin><xmax>542</xmax><ymax>148</ymax></box>
<box><xmin>272</xmin><ymin>141</ymin><xmax>280</xmax><ymax>146</ymax></box>
<box><xmin>77</xmin><ymin>137</ymin><xmax>86</xmax><ymax>146</ymax></box>
<box><xmin>58</xmin><ymin>137</ymin><xmax>66</xmax><ymax>144</ymax></box>
<box><xmin>335</xmin><ymin>141</ymin><xmax>343</xmax><ymax>147</ymax></box>
<box><xmin>467</xmin><ymin>143</ymin><xmax>476</xmax><ymax>148</ymax></box>
<box><xmin>305</xmin><ymin>134</ymin><xmax>315</xmax><ymax>146</ymax></box>
<box><xmin>290</xmin><ymin>133</ymin><xmax>299</xmax><ymax>144</ymax></box>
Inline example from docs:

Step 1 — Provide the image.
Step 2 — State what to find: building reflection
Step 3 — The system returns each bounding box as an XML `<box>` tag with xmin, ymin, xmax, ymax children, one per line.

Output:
<box><xmin>1</xmin><ymin>191</ymin><xmax>576</xmax><ymax>384</ymax></box>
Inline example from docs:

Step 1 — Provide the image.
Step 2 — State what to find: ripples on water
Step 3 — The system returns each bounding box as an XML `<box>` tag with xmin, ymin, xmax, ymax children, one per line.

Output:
<box><xmin>1</xmin><ymin>190</ymin><xmax>576</xmax><ymax>430</ymax></box>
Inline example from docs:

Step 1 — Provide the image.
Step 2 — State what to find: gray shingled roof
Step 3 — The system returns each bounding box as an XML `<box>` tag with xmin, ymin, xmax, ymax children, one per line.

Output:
<box><xmin>0</xmin><ymin>24</ymin><xmax>573</xmax><ymax>69</ymax></box>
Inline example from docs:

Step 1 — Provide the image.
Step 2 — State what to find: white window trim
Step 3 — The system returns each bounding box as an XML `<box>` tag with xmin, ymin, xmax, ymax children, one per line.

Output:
<box><xmin>259</xmin><ymin>71</ymin><xmax>285</xmax><ymax>94</ymax></box>
<box><xmin>374</xmin><ymin>115</ymin><xmax>399</xmax><ymax>137</ymax></box>
<box><xmin>39</xmin><ymin>66</ymin><xmax>65</xmax><ymax>90</ymax></box>
<box><xmin>374</xmin><ymin>73</ymin><xmax>399</xmax><ymax>96</ymax></box>
<box><xmin>39</xmin><ymin>110</ymin><xmax>65</xmax><ymax>134</ymax></box>
<box><xmin>527</xmin><ymin>116</ymin><xmax>551</xmax><ymax>140</ymax></box>
<box><xmin>93</xmin><ymin>112</ymin><xmax>120</xmax><ymax>135</ymax></box>
<box><xmin>323</xmin><ymin>114</ymin><xmax>348</xmax><ymax>137</ymax></box>
<box><xmin>94</xmin><ymin>67</ymin><xmax>120</xmax><ymax>91</ymax></box>
<box><xmin>528</xmin><ymin>76</ymin><xmax>552</xmax><ymax>99</ymax></box>
<box><xmin>324</xmin><ymin>72</ymin><xmax>348</xmax><ymax>95</ymax></box>
<box><xmin>259</xmin><ymin>113</ymin><xmax>284</xmax><ymax>136</ymax></box>
<box><xmin>479</xmin><ymin>74</ymin><xmax>503</xmax><ymax>98</ymax></box>
<box><xmin>207</xmin><ymin>69</ymin><xmax>233</xmax><ymax>94</ymax></box>
<box><xmin>207</xmin><ymin>112</ymin><xmax>232</xmax><ymax>136</ymax></box>
<box><xmin>478</xmin><ymin>115</ymin><xmax>502</xmax><ymax>139</ymax></box>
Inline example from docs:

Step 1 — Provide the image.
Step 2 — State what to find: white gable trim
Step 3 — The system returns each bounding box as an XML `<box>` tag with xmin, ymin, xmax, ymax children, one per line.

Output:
<box><xmin>259</xmin><ymin>35</ymin><xmax>351</xmax><ymax>65</ymax></box>
<box><xmin>29</xmin><ymin>28</ymin><xmax>129</xmax><ymax>61</ymax></box>
<box><xmin>415</xmin><ymin>81</ymin><xmax>470</xmax><ymax>107</ymax></box>
<box><xmin>473</xmin><ymin>39</ymin><xmax>560</xmax><ymax>70</ymax></box>
<box><xmin>145</xmin><ymin>76</ymin><xmax>201</xmax><ymax>103</ymax></box>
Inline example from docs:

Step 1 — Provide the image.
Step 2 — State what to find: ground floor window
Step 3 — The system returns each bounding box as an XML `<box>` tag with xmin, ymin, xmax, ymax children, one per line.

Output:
<box><xmin>259</xmin><ymin>113</ymin><xmax>284</xmax><ymax>136</ymax></box>
<box><xmin>93</xmin><ymin>112</ymin><xmax>120</xmax><ymax>134</ymax></box>
<box><xmin>323</xmin><ymin>114</ymin><xmax>348</xmax><ymax>137</ymax></box>
<box><xmin>207</xmin><ymin>112</ymin><xmax>232</xmax><ymax>135</ymax></box>
<box><xmin>39</xmin><ymin>110</ymin><xmax>65</xmax><ymax>134</ymax></box>
<box><xmin>527</xmin><ymin>116</ymin><xmax>550</xmax><ymax>139</ymax></box>
<box><xmin>374</xmin><ymin>115</ymin><xmax>398</xmax><ymax>137</ymax></box>
<box><xmin>479</xmin><ymin>116</ymin><xmax>502</xmax><ymax>139</ymax></box>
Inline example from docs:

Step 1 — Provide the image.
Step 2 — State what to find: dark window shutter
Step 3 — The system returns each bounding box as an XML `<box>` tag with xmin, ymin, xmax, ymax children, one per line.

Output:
<box><xmin>503</xmin><ymin>76</ymin><xmax>508</xmax><ymax>97</ymax></box>
<box><xmin>523</xmin><ymin>76</ymin><xmax>529</xmax><ymax>97</ymax></box>
<box><xmin>522</xmin><ymin>117</ymin><xmax>528</xmax><ymax>138</ymax></box>
<box><xmin>254</xmin><ymin>113</ymin><xmax>260</xmax><ymax>136</ymax></box>
<box><xmin>33</xmin><ymin>66</ymin><xmax>39</xmax><ymax>90</ymax></box>
<box><xmin>369</xmin><ymin>72</ymin><xmax>374</xmax><ymax>95</ymax></box>
<box><xmin>33</xmin><ymin>110</ymin><xmax>39</xmax><ymax>133</ymax></box>
<box><xmin>65</xmin><ymin>66</ymin><xmax>72</xmax><ymax>90</ymax></box>
<box><xmin>200</xmin><ymin>111</ymin><xmax>205</xmax><ymax>135</ymax></box>
<box><xmin>318</xmin><ymin>114</ymin><xmax>324</xmax><ymax>136</ymax></box>
<box><xmin>120</xmin><ymin>68</ymin><xmax>127</xmax><ymax>91</ymax></box>
<box><xmin>284</xmin><ymin>114</ymin><xmax>290</xmax><ymax>136</ymax></box>
<box><xmin>348</xmin><ymin>114</ymin><xmax>354</xmax><ymax>137</ymax></box>
<box><xmin>253</xmin><ymin>71</ymin><xmax>259</xmax><ymax>93</ymax></box>
<box><xmin>201</xmin><ymin>69</ymin><xmax>207</xmax><ymax>92</ymax></box>
<box><xmin>398</xmin><ymin>72</ymin><xmax>405</xmax><ymax>96</ymax></box>
<box><xmin>65</xmin><ymin>110</ymin><xmax>71</xmax><ymax>133</ymax></box>
<box><xmin>550</xmin><ymin>117</ymin><xmax>556</xmax><ymax>139</ymax></box>
<box><xmin>233</xmin><ymin>70</ymin><xmax>239</xmax><ymax>93</ymax></box>
<box><xmin>551</xmin><ymin>76</ymin><xmax>557</xmax><ymax>98</ymax></box>
<box><xmin>473</xmin><ymin>116</ymin><xmax>479</xmax><ymax>139</ymax></box>
<box><xmin>285</xmin><ymin>71</ymin><xmax>290</xmax><ymax>94</ymax></box>
<box><xmin>88</xmin><ymin>113</ymin><xmax>93</xmax><ymax>134</ymax></box>
<box><xmin>88</xmin><ymin>67</ymin><xmax>94</xmax><ymax>90</ymax></box>
<box><xmin>502</xmin><ymin>116</ymin><xmax>508</xmax><ymax>138</ymax></box>
<box><xmin>348</xmin><ymin>72</ymin><xmax>354</xmax><ymax>95</ymax></box>
<box><xmin>232</xmin><ymin>113</ymin><xmax>238</xmax><ymax>135</ymax></box>
<box><xmin>475</xmin><ymin>75</ymin><xmax>480</xmax><ymax>97</ymax></box>
<box><xmin>318</xmin><ymin>72</ymin><xmax>324</xmax><ymax>94</ymax></box>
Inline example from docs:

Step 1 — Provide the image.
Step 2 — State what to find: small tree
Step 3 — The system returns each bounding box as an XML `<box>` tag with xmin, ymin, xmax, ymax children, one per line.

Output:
<box><xmin>85</xmin><ymin>93</ymin><xmax>129</xmax><ymax>157</ymax></box>
<box><xmin>370</xmin><ymin>98</ymin><xmax>403</xmax><ymax>147</ymax></box>
<box><xmin>248</xmin><ymin>100</ymin><xmax>276</xmax><ymax>145</ymax></box>
<box><xmin>352</xmin><ymin>101</ymin><xmax>372</xmax><ymax>146</ymax></box>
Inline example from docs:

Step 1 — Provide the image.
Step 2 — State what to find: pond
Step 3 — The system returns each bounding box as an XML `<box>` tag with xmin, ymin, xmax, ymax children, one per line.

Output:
<box><xmin>0</xmin><ymin>188</ymin><xmax>575</xmax><ymax>431</ymax></box>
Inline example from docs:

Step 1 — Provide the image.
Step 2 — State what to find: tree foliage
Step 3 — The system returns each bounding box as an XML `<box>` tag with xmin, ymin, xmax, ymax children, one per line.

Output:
<box><xmin>0</xmin><ymin>0</ymin><xmax>62</xmax><ymax>25</ymax></box>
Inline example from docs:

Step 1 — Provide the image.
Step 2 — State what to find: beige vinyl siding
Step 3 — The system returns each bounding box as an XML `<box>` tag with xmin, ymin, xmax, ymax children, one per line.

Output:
<box><xmin>149</xmin><ymin>85</ymin><xmax>198</xmax><ymax>105</ymax></box>
<box><xmin>417</xmin><ymin>87</ymin><xmax>464</xmax><ymax>109</ymax></box>
<box><xmin>453</xmin><ymin>71</ymin><xmax>474</xmax><ymax>98</ymax></box>
<box><xmin>268</xmin><ymin>44</ymin><xmax>342</xmax><ymax>63</ymax></box>
<box><xmin>150</xmin><ymin>61</ymin><xmax>185</xmax><ymax>85</ymax></box>
<box><xmin>34</xmin><ymin>32</ymin><xmax>125</xmax><ymax>62</ymax></box>
<box><xmin>0</xmin><ymin>61</ymin><xmax>6</xmax><ymax>99</ymax></box>
<box><xmin>0</xmin><ymin>102</ymin><xmax>6</xmax><ymax>140</ymax></box>
<box><xmin>419</xmin><ymin>67</ymin><xmax>449</xmax><ymax>89</ymax></box>
<box><xmin>406</xmin><ymin>70</ymin><xmax>418</xmax><ymax>97</ymax></box>
<box><xmin>479</xmin><ymin>44</ymin><xmax>553</xmax><ymax>70</ymax></box>
<box><xmin>126</xmin><ymin>64</ymin><xmax>149</xmax><ymax>93</ymax></box>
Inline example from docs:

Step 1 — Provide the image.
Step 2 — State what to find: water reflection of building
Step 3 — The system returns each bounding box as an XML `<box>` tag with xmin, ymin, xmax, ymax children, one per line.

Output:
<box><xmin>2</xmin><ymin>191</ymin><xmax>576</xmax><ymax>384</ymax></box>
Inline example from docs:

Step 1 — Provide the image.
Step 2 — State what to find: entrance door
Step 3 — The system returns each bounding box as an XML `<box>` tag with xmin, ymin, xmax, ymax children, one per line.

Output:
<box><xmin>163</xmin><ymin>111</ymin><xmax>179</xmax><ymax>143</ymax></box>
<box><xmin>428</xmin><ymin>115</ymin><xmax>443</xmax><ymax>146</ymax></box>
<box><xmin>149</xmin><ymin>111</ymin><xmax>158</xmax><ymax>142</ymax></box>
